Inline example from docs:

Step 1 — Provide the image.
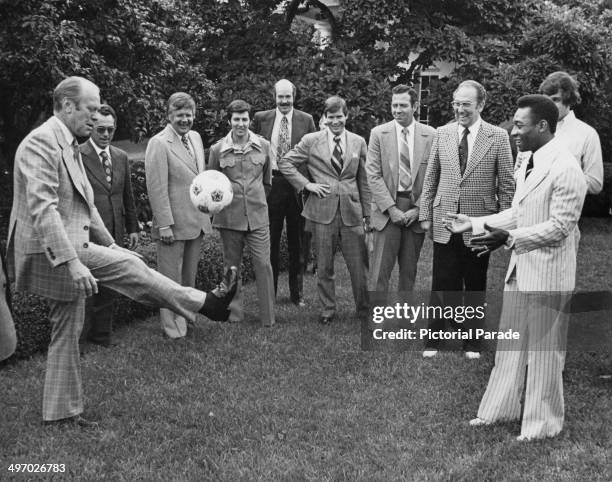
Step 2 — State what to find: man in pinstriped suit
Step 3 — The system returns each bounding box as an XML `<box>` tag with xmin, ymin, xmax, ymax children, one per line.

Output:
<box><xmin>446</xmin><ymin>94</ymin><xmax>587</xmax><ymax>441</ymax></box>
<box><xmin>419</xmin><ymin>80</ymin><xmax>515</xmax><ymax>358</ymax></box>
<box><xmin>6</xmin><ymin>77</ymin><xmax>236</xmax><ymax>427</ymax></box>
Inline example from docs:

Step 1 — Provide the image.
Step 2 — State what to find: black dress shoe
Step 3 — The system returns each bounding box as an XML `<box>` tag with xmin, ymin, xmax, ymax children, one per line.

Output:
<box><xmin>89</xmin><ymin>339</ymin><xmax>117</xmax><ymax>348</ymax></box>
<box><xmin>199</xmin><ymin>266</ymin><xmax>238</xmax><ymax>321</ymax></box>
<box><xmin>43</xmin><ymin>415</ymin><xmax>99</xmax><ymax>429</ymax></box>
<box><xmin>319</xmin><ymin>315</ymin><xmax>334</xmax><ymax>325</ymax></box>
<box><xmin>292</xmin><ymin>297</ymin><xmax>306</xmax><ymax>307</ymax></box>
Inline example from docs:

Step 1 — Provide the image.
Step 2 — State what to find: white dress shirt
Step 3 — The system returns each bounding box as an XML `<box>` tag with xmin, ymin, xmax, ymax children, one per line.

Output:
<box><xmin>456</xmin><ymin>117</ymin><xmax>482</xmax><ymax>162</ymax></box>
<box><xmin>89</xmin><ymin>138</ymin><xmax>111</xmax><ymax>166</ymax></box>
<box><xmin>395</xmin><ymin>119</ymin><xmax>416</xmax><ymax>191</ymax></box>
<box><xmin>555</xmin><ymin>110</ymin><xmax>603</xmax><ymax>194</ymax></box>
<box><xmin>270</xmin><ymin>108</ymin><xmax>294</xmax><ymax>170</ymax></box>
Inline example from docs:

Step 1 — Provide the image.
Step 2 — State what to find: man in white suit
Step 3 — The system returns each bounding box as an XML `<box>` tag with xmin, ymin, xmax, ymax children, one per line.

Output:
<box><xmin>419</xmin><ymin>80</ymin><xmax>515</xmax><ymax>358</ymax></box>
<box><xmin>366</xmin><ymin>84</ymin><xmax>435</xmax><ymax>292</ymax></box>
<box><xmin>145</xmin><ymin>93</ymin><xmax>212</xmax><ymax>338</ymax></box>
<box><xmin>7</xmin><ymin>76</ymin><xmax>236</xmax><ymax>427</ymax></box>
<box><xmin>445</xmin><ymin>94</ymin><xmax>587</xmax><ymax>441</ymax></box>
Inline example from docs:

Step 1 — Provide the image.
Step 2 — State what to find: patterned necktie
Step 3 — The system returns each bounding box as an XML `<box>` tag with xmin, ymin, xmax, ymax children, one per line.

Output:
<box><xmin>331</xmin><ymin>135</ymin><xmax>343</xmax><ymax>175</ymax></box>
<box><xmin>277</xmin><ymin>115</ymin><xmax>291</xmax><ymax>160</ymax></box>
<box><xmin>181</xmin><ymin>134</ymin><xmax>193</xmax><ymax>157</ymax></box>
<box><xmin>459</xmin><ymin>127</ymin><xmax>470</xmax><ymax>176</ymax></box>
<box><xmin>100</xmin><ymin>151</ymin><xmax>112</xmax><ymax>187</ymax></box>
<box><xmin>399</xmin><ymin>127</ymin><xmax>412</xmax><ymax>191</ymax></box>
<box><xmin>524</xmin><ymin>154</ymin><xmax>534</xmax><ymax>180</ymax></box>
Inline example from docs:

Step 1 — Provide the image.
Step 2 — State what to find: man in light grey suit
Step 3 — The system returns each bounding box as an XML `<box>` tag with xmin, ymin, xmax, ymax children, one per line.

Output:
<box><xmin>6</xmin><ymin>76</ymin><xmax>236</xmax><ymax>427</ymax></box>
<box><xmin>446</xmin><ymin>94</ymin><xmax>587</xmax><ymax>441</ymax></box>
<box><xmin>279</xmin><ymin>96</ymin><xmax>371</xmax><ymax>325</ymax></box>
<box><xmin>145</xmin><ymin>93</ymin><xmax>212</xmax><ymax>339</ymax></box>
<box><xmin>419</xmin><ymin>80</ymin><xmax>515</xmax><ymax>358</ymax></box>
<box><xmin>366</xmin><ymin>84</ymin><xmax>435</xmax><ymax>292</ymax></box>
<box><xmin>0</xmin><ymin>250</ymin><xmax>16</xmax><ymax>361</ymax></box>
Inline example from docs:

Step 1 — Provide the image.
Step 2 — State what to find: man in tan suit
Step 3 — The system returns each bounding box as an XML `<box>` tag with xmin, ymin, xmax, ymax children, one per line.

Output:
<box><xmin>6</xmin><ymin>76</ymin><xmax>236</xmax><ymax>427</ymax></box>
<box><xmin>279</xmin><ymin>96</ymin><xmax>371</xmax><ymax>325</ymax></box>
<box><xmin>0</xmin><ymin>250</ymin><xmax>16</xmax><ymax>361</ymax></box>
<box><xmin>145</xmin><ymin>93</ymin><xmax>212</xmax><ymax>338</ymax></box>
<box><xmin>80</xmin><ymin>104</ymin><xmax>139</xmax><ymax>347</ymax></box>
<box><xmin>419</xmin><ymin>80</ymin><xmax>515</xmax><ymax>358</ymax></box>
<box><xmin>366</xmin><ymin>85</ymin><xmax>435</xmax><ymax>292</ymax></box>
<box><xmin>446</xmin><ymin>94</ymin><xmax>587</xmax><ymax>441</ymax></box>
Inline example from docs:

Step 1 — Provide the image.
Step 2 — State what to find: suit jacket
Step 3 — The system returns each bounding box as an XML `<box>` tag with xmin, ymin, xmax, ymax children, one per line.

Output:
<box><xmin>207</xmin><ymin>131</ymin><xmax>272</xmax><ymax>231</ymax></box>
<box><xmin>471</xmin><ymin>139</ymin><xmax>587</xmax><ymax>292</ymax></box>
<box><xmin>80</xmin><ymin>141</ymin><xmax>139</xmax><ymax>245</ymax></box>
<box><xmin>419</xmin><ymin>120</ymin><xmax>515</xmax><ymax>244</ymax></box>
<box><xmin>0</xmin><ymin>250</ymin><xmax>16</xmax><ymax>361</ymax></box>
<box><xmin>7</xmin><ymin>116</ymin><xmax>115</xmax><ymax>301</ymax></box>
<box><xmin>145</xmin><ymin>124</ymin><xmax>211</xmax><ymax>240</ymax></box>
<box><xmin>366</xmin><ymin>120</ymin><xmax>436</xmax><ymax>232</ymax></box>
<box><xmin>278</xmin><ymin>129</ymin><xmax>371</xmax><ymax>226</ymax></box>
<box><xmin>251</xmin><ymin>109</ymin><xmax>317</xmax><ymax>177</ymax></box>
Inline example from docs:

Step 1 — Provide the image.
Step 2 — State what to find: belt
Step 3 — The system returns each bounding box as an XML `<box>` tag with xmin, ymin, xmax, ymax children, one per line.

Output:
<box><xmin>396</xmin><ymin>191</ymin><xmax>412</xmax><ymax>199</ymax></box>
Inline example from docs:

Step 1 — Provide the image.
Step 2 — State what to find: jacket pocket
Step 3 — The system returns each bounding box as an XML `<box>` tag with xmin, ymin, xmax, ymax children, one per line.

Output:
<box><xmin>219</xmin><ymin>156</ymin><xmax>236</xmax><ymax>169</ymax></box>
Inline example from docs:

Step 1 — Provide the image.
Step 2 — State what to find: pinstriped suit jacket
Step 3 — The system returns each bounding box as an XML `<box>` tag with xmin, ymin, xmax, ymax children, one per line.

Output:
<box><xmin>278</xmin><ymin>129</ymin><xmax>371</xmax><ymax>226</ymax></box>
<box><xmin>419</xmin><ymin>121</ymin><xmax>515</xmax><ymax>244</ymax></box>
<box><xmin>471</xmin><ymin>138</ymin><xmax>587</xmax><ymax>291</ymax></box>
<box><xmin>145</xmin><ymin>124</ymin><xmax>212</xmax><ymax>240</ymax></box>
<box><xmin>7</xmin><ymin>117</ymin><xmax>115</xmax><ymax>301</ymax></box>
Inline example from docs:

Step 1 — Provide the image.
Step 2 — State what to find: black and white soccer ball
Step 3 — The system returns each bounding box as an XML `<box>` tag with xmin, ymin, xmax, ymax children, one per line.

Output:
<box><xmin>190</xmin><ymin>171</ymin><xmax>233</xmax><ymax>215</ymax></box>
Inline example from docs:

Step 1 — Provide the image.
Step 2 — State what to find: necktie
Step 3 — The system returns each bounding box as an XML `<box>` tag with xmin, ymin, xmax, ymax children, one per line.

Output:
<box><xmin>399</xmin><ymin>127</ymin><xmax>412</xmax><ymax>191</ymax></box>
<box><xmin>459</xmin><ymin>128</ymin><xmax>469</xmax><ymax>176</ymax></box>
<box><xmin>100</xmin><ymin>151</ymin><xmax>112</xmax><ymax>187</ymax></box>
<box><xmin>331</xmin><ymin>135</ymin><xmax>343</xmax><ymax>175</ymax></box>
<box><xmin>277</xmin><ymin>115</ymin><xmax>291</xmax><ymax>160</ymax></box>
<box><xmin>181</xmin><ymin>134</ymin><xmax>193</xmax><ymax>157</ymax></box>
<box><xmin>524</xmin><ymin>154</ymin><xmax>534</xmax><ymax>180</ymax></box>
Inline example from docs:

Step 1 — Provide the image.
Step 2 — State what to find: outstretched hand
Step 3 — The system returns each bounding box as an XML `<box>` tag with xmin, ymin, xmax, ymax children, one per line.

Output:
<box><xmin>443</xmin><ymin>213</ymin><xmax>472</xmax><ymax>234</ymax></box>
<box><xmin>469</xmin><ymin>223</ymin><xmax>509</xmax><ymax>257</ymax></box>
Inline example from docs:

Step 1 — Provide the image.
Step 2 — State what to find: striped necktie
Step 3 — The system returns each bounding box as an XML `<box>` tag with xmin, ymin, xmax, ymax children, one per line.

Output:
<box><xmin>398</xmin><ymin>127</ymin><xmax>412</xmax><ymax>191</ymax></box>
<box><xmin>331</xmin><ymin>136</ymin><xmax>343</xmax><ymax>175</ymax></box>
<box><xmin>181</xmin><ymin>134</ymin><xmax>193</xmax><ymax>157</ymax></box>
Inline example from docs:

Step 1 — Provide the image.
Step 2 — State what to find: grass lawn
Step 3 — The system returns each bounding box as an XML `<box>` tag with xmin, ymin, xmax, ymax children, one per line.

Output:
<box><xmin>0</xmin><ymin>218</ymin><xmax>610</xmax><ymax>481</ymax></box>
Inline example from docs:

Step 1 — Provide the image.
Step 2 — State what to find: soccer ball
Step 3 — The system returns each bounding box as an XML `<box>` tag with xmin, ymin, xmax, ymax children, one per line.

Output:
<box><xmin>190</xmin><ymin>170</ymin><xmax>233</xmax><ymax>214</ymax></box>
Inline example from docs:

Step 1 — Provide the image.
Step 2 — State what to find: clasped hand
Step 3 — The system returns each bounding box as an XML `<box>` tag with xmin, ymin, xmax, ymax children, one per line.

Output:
<box><xmin>443</xmin><ymin>213</ymin><xmax>508</xmax><ymax>257</ymax></box>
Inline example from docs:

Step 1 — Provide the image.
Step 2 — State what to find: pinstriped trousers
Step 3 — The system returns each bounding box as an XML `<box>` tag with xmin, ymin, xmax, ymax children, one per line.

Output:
<box><xmin>42</xmin><ymin>243</ymin><xmax>206</xmax><ymax>421</ymax></box>
<box><xmin>477</xmin><ymin>277</ymin><xmax>570</xmax><ymax>439</ymax></box>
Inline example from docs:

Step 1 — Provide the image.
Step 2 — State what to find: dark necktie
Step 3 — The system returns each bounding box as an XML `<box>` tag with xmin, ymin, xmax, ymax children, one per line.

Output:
<box><xmin>277</xmin><ymin>115</ymin><xmax>291</xmax><ymax>161</ymax></box>
<box><xmin>399</xmin><ymin>127</ymin><xmax>412</xmax><ymax>191</ymax></box>
<box><xmin>459</xmin><ymin>128</ymin><xmax>469</xmax><ymax>176</ymax></box>
<box><xmin>331</xmin><ymin>135</ymin><xmax>343</xmax><ymax>175</ymax></box>
<box><xmin>100</xmin><ymin>151</ymin><xmax>112</xmax><ymax>187</ymax></box>
<box><xmin>524</xmin><ymin>154</ymin><xmax>534</xmax><ymax>180</ymax></box>
<box><xmin>181</xmin><ymin>134</ymin><xmax>193</xmax><ymax>157</ymax></box>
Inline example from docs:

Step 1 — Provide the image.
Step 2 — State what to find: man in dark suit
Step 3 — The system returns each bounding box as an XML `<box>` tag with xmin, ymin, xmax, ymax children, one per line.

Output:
<box><xmin>419</xmin><ymin>80</ymin><xmax>515</xmax><ymax>359</ymax></box>
<box><xmin>80</xmin><ymin>104</ymin><xmax>139</xmax><ymax>347</ymax></box>
<box><xmin>251</xmin><ymin>79</ymin><xmax>316</xmax><ymax>307</ymax></box>
<box><xmin>366</xmin><ymin>85</ymin><xmax>436</xmax><ymax>293</ymax></box>
<box><xmin>279</xmin><ymin>96</ymin><xmax>371</xmax><ymax>325</ymax></box>
<box><xmin>6</xmin><ymin>76</ymin><xmax>236</xmax><ymax>427</ymax></box>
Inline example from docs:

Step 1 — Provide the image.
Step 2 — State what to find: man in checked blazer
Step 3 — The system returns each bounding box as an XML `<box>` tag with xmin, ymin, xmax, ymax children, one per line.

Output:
<box><xmin>145</xmin><ymin>92</ymin><xmax>212</xmax><ymax>339</ymax></box>
<box><xmin>366</xmin><ymin>84</ymin><xmax>435</xmax><ymax>292</ymax></box>
<box><xmin>279</xmin><ymin>96</ymin><xmax>371</xmax><ymax>325</ymax></box>
<box><xmin>446</xmin><ymin>94</ymin><xmax>587</xmax><ymax>441</ymax></box>
<box><xmin>419</xmin><ymin>80</ymin><xmax>515</xmax><ymax>358</ymax></box>
<box><xmin>6</xmin><ymin>76</ymin><xmax>237</xmax><ymax>427</ymax></box>
<box><xmin>80</xmin><ymin>104</ymin><xmax>139</xmax><ymax>347</ymax></box>
<box><xmin>251</xmin><ymin>79</ymin><xmax>317</xmax><ymax>307</ymax></box>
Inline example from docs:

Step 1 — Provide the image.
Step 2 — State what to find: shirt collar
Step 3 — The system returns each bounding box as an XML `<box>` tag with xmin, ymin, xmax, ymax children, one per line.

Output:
<box><xmin>88</xmin><ymin>138</ymin><xmax>110</xmax><ymax>157</ymax></box>
<box><xmin>457</xmin><ymin>117</ymin><xmax>482</xmax><ymax>137</ymax></box>
<box><xmin>326</xmin><ymin>127</ymin><xmax>345</xmax><ymax>144</ymax></box>
<box><xmin>395</xmin><ymin>119</ymin><xmax>415</xmax><ymax>136</ymax></box>
<box><xmin>169</xmin><ymin>124</ymin><xmax>188</xmax><ymax>140</ymax></box>
<box><xmin>557</xmin><ymin>110</ymin><xmax>576</xmax><ymax>128</ymax></box>
<box><xmin>52</xmin><ymin>115</ymin><xmax>75</xmax><ymax>146</ymax></box>
<box><xmin>219</xmin><ymin>130</ymin><xmax>263</xmax><ymax>154</ymax></box>
<box><xmin>276</xmin><ymin>108</ymin><xmax>293</xmax><ymax>122</ymax></box>
<box><xmin>532</xmin><ymin>136</ymin><xmax>559</xmax><ymax>164</ymax></box>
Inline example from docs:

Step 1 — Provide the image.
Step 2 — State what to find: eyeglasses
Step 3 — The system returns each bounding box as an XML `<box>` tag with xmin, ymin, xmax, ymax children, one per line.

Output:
<box><xmin>451</xmin><ymin>101</ymin><xmax>475</xmax><ymax>109</ymax></box>
<box><xmin>95</xmin><ymin>127</ymin><xmax>115</xmax><ymax>135</ymax></box>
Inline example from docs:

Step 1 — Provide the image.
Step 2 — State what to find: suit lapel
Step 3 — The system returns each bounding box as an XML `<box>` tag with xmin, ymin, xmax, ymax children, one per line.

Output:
<box><xmin>314</xmin><ymin>131</ymin><xmax>335</xmax><ymax>174</ymax></box>
<box><xmin>109</xmin><ymin>146</ymin><xmax>125</xmax><ymax>189</ymax></box>
<box><xmin>443</xmin><ymin>127</ymin><xmax>463</xmax><ymax>181</ymax></box>
<box><xmin>82</xmin><ymin>142</ymin><xmax>111</xmax><ymax>192</ymax></box>
<box><xmin>291</xmin><ymin>112</ymin><xmax>303</xmax><ymax>147</ymax></box>
<box><xmin>262</xmin><ymin>111</ymin><xmax>275</xmax><ymax>140</ymax></box>
<box><xmin>187</xmin><ymin>132</ymin><xmax>204</xmax><ymax>172</ymax></box>
<box><xmin>50</xmin><ymin>120</ymin><xmax>90</xmax><ymax>203</ymax></box>
<box><xmin>463</xmin><ymin>122</ymin><xmax>494</xmax><ymax>179</ymax></box>
<box><xmin>166</xmin><ymin>125</ymin><xmax>198</xmax><ymax>175</ymax></box>
<box><xmin>515</xmin><ymin>153</ymin><xmax>553</xmax><ymax>204</ymax></box>
<box><xmin>412</xmin><ymin>123</ymin><xmax>426</xmax><ymax>180</ymax></box>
